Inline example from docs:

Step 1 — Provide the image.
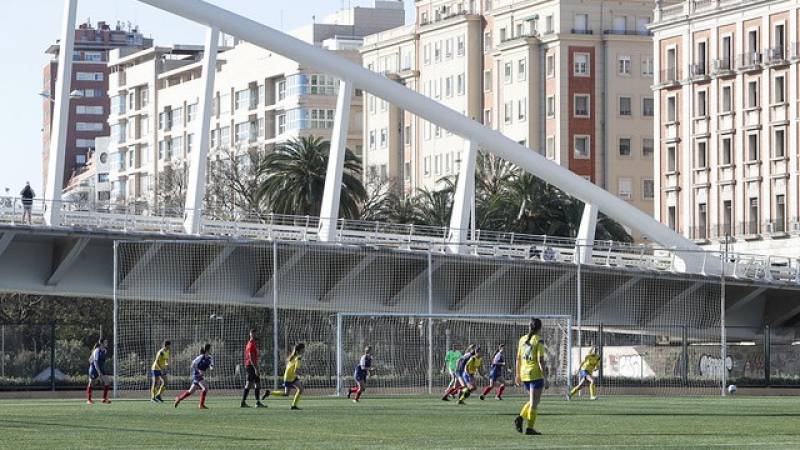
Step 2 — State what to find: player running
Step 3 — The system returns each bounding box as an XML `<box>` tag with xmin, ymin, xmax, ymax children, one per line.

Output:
<box><xmin>150</xmin><ymin>340</ymin><xmax>171</xmax><ymax>403</ymax></box>
<box><xmin>568</xmin><ymin>346</ymin><xmax>601</xmax><ymax>400</ymax></box>
<box><xmin>441</xmin><ymin>344</ymin><xmax>475</xmax><ymax>401</ymax></box>
<box><xmin>480</xmin><ymin>344</ymin><xmax>506</xmax><ymax>401</ymax></box>
<box><xmin>241</xmin><ymin>329</ymin><xmax>266</xmax><ymax>408</ymax></box>
<box><xmin>457</xmin><ymin>346</ymin><xmax>483</xmax><ymax>404</ymax></box>
<box><xmin>347</xmin><ymin>346</ymin><xmax>374</xmax><ymax>403</ymax></box>
<box><xmin>442</xmin><ymin>344</ymin><xmax>462</xmax><ymax>396</ymax></box>
<box><xmin>86</xmin><ymin>338</ymin><xmax>111</xmax><ymax>405</ymax></box>
<box><xmin>514</xmin><ymin>318</ymin><xmax>549</xmax><ymax>436</ymax></box>
<box><xmin>261</xmin><ymin>343</ymin><xmax>305</xmax><ymax>410</ymax></box>
<box><xmin>174</xmin><ymin>343</ymin><xmax>214</xmax><ymax>410</ymax></box>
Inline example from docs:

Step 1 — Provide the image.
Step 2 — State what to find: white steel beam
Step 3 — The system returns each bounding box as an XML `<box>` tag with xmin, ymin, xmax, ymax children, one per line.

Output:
<box><xmin>184</xmin><ymin>26</ymin><xmax>220</xmax><ymax>235</ymax></box>
<box><xmin>44</xmin><ymin>0</ymin><xmax>78</xmax><ymax>226</ymax></box>
<box><xmin>448</xmin><ymin>140</ymin><xmax>477</xmax><ymax>253</ymax></box>
<box><xmin>137</xmin><ymin>0</ymin><xmax>704</xmax><ymax>271</ymax></box>
<box><xmin>574</xmin><ymin>203</ymin><xmax>598</xmax><ymax>264</ymax></box>
<box><xmin>319</xmin><ymin>80</ymin><xmax>354</xmax><ymax>242</ymax></box>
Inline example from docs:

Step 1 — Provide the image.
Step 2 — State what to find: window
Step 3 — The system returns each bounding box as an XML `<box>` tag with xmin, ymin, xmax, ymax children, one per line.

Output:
<box><xmin>483</xmin><ymin>70</ymin><xmax>492</xmax><ymax>91</ymax></box>
<box><xmin>696</xmin><ymin>141</ymin><xmax>707</xmax><ymax>168</ymax></box>
<box><xmin>774</xmin><ymin>129</ymin><xmax>786</xmax><ymax>158</ymax></box>
<box><xmin>643</xmin><ymin>138</ymin><xmax>654</xmax><ymax>157</ymax></box>
<box><xmin>369</xmin><ymin>130</ymin><xmax>376</xmax><ymax>149</ymax></box>
<box><xmin>643</xmin><ymin>179</ymin><xmax>654</xmax><ymax>200</ymax></box>
<box><xmin>76</xmin><ymin>72</ymin><xmax>104</xmax><ymax>81</ymax></box>
<box><xmin>504</xmin><ymin>62</ymin><xmax>513</xmax><ymax>84</ymax></box>
<box><xmin>666</xmin><ymin>48</ymin><xmax>676</xmax><ymax>80</ymax></box>
<box><xmin>171</xmin><ymin>107</ymin><xmax>183</xmax><ymax>128</ymax></box>
<box><xmin>613</xmin><ymin>16</ymin><xmax>626</xmax><ymax>33</ymax></box>
<box><xmin>457</xmin><ymin>35</ymin><xmax>465</xmax><ymax>56</ymax></box>
<box><xmin>76</xmin><ymin>139</ymin><xmax>95</xmax><ymax>148</ymax></box>
<box><xmin>697</xmin><ymin>203</ymin><xmax>708</xmax><ymax>239</ymax></box>
<box><xmin>457</xmin><ymin>73</ymin><xmax>465</xmax><ymax>95</ymax></box>
<box><xmin>697</xmin><ymin>90</ymin><xmax>707</xmax><ymax>117</ymax></box>
<box><xmin>721</xmin><ymin>86</ymin><xmax>732</xmax><ymax>112</ymax></box>
<box><xmin>276</xmin><ymin>115</ymin><xmax>286</xmax><ymax>135</ymax></box>
<box><xmin>774</xmin><ymin>75</ymin><xmax>786</xmax><ymax>103</ymax></box>
<box><xmin>775</xmin><ymin>194</ymin><xmax>786</xmax><ymax>232</ymax></box>
<box><xmin>483</xmin><ymin>109</ymin><xmax>492</xmax><ymax>128</ymax></box>
<box><xmin>618</xmin><ymin>55</ymin><xmax>631</xmax><ymax>75</ymax></box>
<box><xmin>276</xmin><ymin>80</ymin><xmax>286</xmax><ymax>101</ymax></box>
<box><xmin>619</xmin><ymin>97</ymin><xmax>632</xmax><ymax>116</ymax></box>
<box><xmin>380</xmin><ymin>128</ymin><xmax>388</xmax><ymax>148</ymax></box>
<box><xmin>546</xmin><ymin>15</ymin><xmax>554</xmax><ymax>34</ymax></box>
<box><xmin>747</xmin><ymin>80</ymin><xmax>758</xmax><ymax>108</ymax></box>
<box><xmin>721</xmin><ymin>137</ymin><xmax>732</xmax><ymax>165</ymax></box>
<box><xmin>98</xmin><ymin>173</ymin><xmax>109</xmax><ymax>183</ymax></box>
<box><xmin>504</xmin><ymin>101</ymin><xmax>513</xmax><ymax>123</ymax></box>
<box><xmin>722</xmin><ymin>200</ymin><xmax>733</xmax><ymax>235</ymax></box>
<box><xmin>219</xmin><ymin>126</ymin><xmax>230</xmax><ymax>147</ymax></box>
<box><xmin>434</xmin><ymin>41</ymin><xmax>441</xmax><ymax>62</ymax></box>
<box><xmin>484</xmin><ymin>31</ymin><xmax>492</xmax><ymax>53</ymax></box>
<box><xmin>619</xmin><ymin>137</ymin><xmax>631</xmax><ymax>156</ymax></box>
<box><xmin>721</xmin><ymin>36</ymin><xmax>732</xmax><ymax>66</ymax></box>
<box><xmin>445</xmin><ymin>76</ymin><xmax>453</xmax><ymax>97</ymax></box>
<box><xmin>574</xmin><ymin>53</ymin><xmax>589</xmax><ymax>75</ymax></box>
<box><xmin>546</xmin><ymin>96</ymin><xmax>555</xmax><ymax>117</ymax></box>
<box><xmin>235</xmin><ymin>122</ymin><xmax>249</xmax><ymax>143</ymax></box>
<box><xmin>667</xmin><ymin>206</ymin><xmax>677</xmax><ymax>230</ymax></box>
<box><xmin>517</xmin><ymin>98</ymin><xmax>527</xmax><ymax>121</ymax></box>
<box><xmin>642</xmin><ymin>98</ymin><xmax>654</xmax><ymax>117</ymax></box>
<box><xmin>696</xmin><ymin>41</ymin><xmax>707</xmax><ymax>74</ymax></box>
<box><xmin>76</xmin><ymin>122</ymin><xmax>103</xmax><ymax>132</ymax></box>
<box><xmin>445</xmin><ymin>38</ymin><xmax>453</xmax><ymax>59</ymax></box>
<box><xmin>76</xmin><ymin>105</ymin><xmax>104</xmax><ymax>115</ymax></box>
<box><xmin>642</xmin><ymin>56</ymin><xmax>654</xmax><ymax>76</ymax></box>
<box><xmin>747</xmin><ymin>29</ymin><xmax>758</xmax><ymax>56</ymax></box>
<box><xmin>774</xmin><ymin>24</ymin><xmax>786</xmax><ymax>58</ymax></box>
<box><xmin>140</xmin><ymin>88</ymin><xmax>149</xmax><ymax>109</ymax></box>
<box><xmin>618</xmin><ymin>177</ymin><xmax>632</xmax><ymax>200</ymax></box>
<box><xmin>667</xmin><ymin>96</ymin><xmax>676</xmax><ymax>122</ymax></box>
<box><xmin>518</xmin><ymin>58</ymin><xmax>527</xmax><ymax>81</ymax></box>
<box><xmin>667</xmin><ymin>145</ymin><xmax>676</xmax><ymax>172</ymax></box>
<box><xmin>423</xmin><ymin>156</ymin><xmax>430</xmax><ymax>175</ymax></box>
<box><xmin>235</xmin><ymin>89</ymin><xmax>249</xmax><ymax>110</ymax></box>
<box><xmin>404</xmin><ymin>125</ymin><xmax>411</xmax><ymax>145</ymax></box>
<box><xmin>546</xmin><ymin>54</ymin><xmax>555</xmax><ymax>77</ymax></box>
<box><xmin>575</xmin><ymin>94</ymin><xmax>590</xmax><ymax>117</ymax></box>
<box><xmin>187</xmin><ymin>134</ymin><xmax>194</xmax><ymax>154</ymax></box>
<box><xmin>546</xmin><ymin>136</ymin><xmax>555</xmax><ymax>159</ymax></box>
<box><xmin>75</xmin><ymin>154</ymin><xmax>87</xmax><ymax>165</ymax></box>
<box><xmin>499</xmin><ymin>28</ymin><xmax>507</xmax><ymax>42</ymax></box>
<box><xmin>187</xmin><ymin>103</ymin><xmax>197</xmax><ymax>123</ymax></box>
<box><xmin>219</xmin><ymin>93</ymin><xmax>230</xmax><ymax>114</ymax></box>
<box><xmin>748</xmin><ymin>197</ymin><xmax>759</xmax><ymax>234</ymax></box>
<box><xmin>573</xmin><ymin>14</ymin><xmax>588</xmax><ymax>32</ymax></box>
<box><xmin>748</xmin><ymin>133</ymin><xmax>759</xmax><ymax>161</ymax></box>
<box><xmin>574</xmin><ymin>135</ymin><xmax>590</xmax><ymax>159</ymax></box>
<box><xmin>423</xmin><ymin>44</ymin><xmax>431</xmax><ymax>65</ymax></box>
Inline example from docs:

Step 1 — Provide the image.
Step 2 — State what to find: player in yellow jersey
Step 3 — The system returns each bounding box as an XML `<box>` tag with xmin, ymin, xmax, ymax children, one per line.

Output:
<box><xmin>261</xmin><ymin>343</ymin><xmax>305</xmax><ymax>410</ymax></box>
<box><xmin>457</xmin><ymin>346</ymin><xmax>483</xmax><ymax>404</ymax></box>
<box><xmin>514</xmin><ymin>318</ymin><xmax>549</xmax><ymax>436</ymax></box>
<box><xmin>568</xmin><ymin>346</ymin><xmax>601</xmax><ymax>400</ymax></box>
<box><xmin>150</xmin><ymin>340</ymin><xmax>171</xmax><ymax>403</ymax></box>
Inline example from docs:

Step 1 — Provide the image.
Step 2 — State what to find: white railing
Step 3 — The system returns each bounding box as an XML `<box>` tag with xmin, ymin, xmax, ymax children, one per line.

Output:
<box><xmin>1</xmin><ymin>197</ymin><xmax>798</xmax><ymax>285</ymax></box>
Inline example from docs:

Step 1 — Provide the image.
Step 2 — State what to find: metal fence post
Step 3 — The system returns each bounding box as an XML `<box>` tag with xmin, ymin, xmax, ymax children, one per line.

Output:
<box><xmin>272</xmin><ymin>240</ymin><xmax>279</xmax><ymax>391</ymax></box>
<box><xmin>764</xmin><ymin>324</ymin><xmax>770</xmax><ymax>386</ymax></box>
<box><xmin>682</xmin><ymin>325</ymin><xmax>688</xmax><ymax>386</ymax></box>
<box><xmin>597</xmin><ymin>323</ymin><xmax>604</xmax><ymax>388</ymax></box>
<box><xmin>576</xmin><ymin>245</ymin><xmax>583</xmax><ymax>368</ymax></box>
<box><xmin>112</xmin><ymin>241</ymin><xmax>118</xmax><ymax>399</ymax></box>
<box><xmin>721</xmin><ymin>239</ymin><xmax>728</xmax><ymax>396</ymax></box>
<box><xmin>427</xmin><ymin>251</ymin><xmax>434</xmax><ymax>395</ymax></box>
<box><xmin>50</xmin><ymin>321</ymin><xmax>56</xmax><ymax>392</ymax></box>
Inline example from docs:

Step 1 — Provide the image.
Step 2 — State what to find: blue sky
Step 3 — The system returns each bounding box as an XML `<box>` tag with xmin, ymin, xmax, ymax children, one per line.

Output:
<box><xmin>0</xmin><ymin>0</ymin><xmax>414</xmax><ymax>194</ymax></box>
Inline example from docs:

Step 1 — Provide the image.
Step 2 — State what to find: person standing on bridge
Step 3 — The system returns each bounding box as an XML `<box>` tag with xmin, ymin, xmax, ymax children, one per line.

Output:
<box><xmin>20</xmin><ymin>182</ymin><xmax>34</xmax><ymax>224</ymax></box>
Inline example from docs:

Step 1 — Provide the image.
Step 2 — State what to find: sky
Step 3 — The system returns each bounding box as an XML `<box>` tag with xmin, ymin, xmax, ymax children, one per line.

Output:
<box><xmin>0</xmin><ymin>0</ymin><xmax>414</xmax><ymax>195</ymax></box>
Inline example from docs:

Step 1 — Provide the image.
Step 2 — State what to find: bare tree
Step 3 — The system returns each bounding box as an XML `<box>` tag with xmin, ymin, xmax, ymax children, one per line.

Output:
<box><xmin>155</xmin><ymin>161</ymin><xmax>188</xmax><ymax>216</ymax></box>
<box><xmin>205</xmin><ymin>146</ymin><xmax>271</xmax><ymax>221</ymax></box>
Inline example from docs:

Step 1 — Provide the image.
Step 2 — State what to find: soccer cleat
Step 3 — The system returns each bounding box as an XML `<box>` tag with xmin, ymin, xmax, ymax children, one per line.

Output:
<box><xmin>260</xmin><ymin>390</ymin><xmax>271</xmax><ymax>401</ymax></box>
<box><xmin>290</xmin><ymin>405</ymin><xmax>301</xmax><ymax>410</ymax></box>
<box><xmin>86</xmin><ymin>399</ymin><xmax>94</xmax><ymax>405</ymax></box>
<box><xmin>525</xmin><ymin>428</ymin><xmax>542</xmax><ymax>435</ymax></box>
<box><xmin>256</xmin><ymin>402</ymin><xmax>267</xmax><ymax>408</ymax></box>
<box><xmin>352</xmin><ymin>399</ymin><xmax>358</xmax><ymax>403</ymax></box>
<box><xmin>199</xmin><ymin>405</ymin><xmax>209</xmax><ymax>410</ymax></box>
<box><xmin>590</xmin><ymin>396</ymin><xmax>597</xmax><ymax>400</ymax></box>
<box><xmin>457</xmin><ymin>399</ymin><xmax>465</xmax><ymax>405</ymax></box>
<box><xmin>174</xmin><ymin>398</ymin><xmax>180</xmax><ymax>408</ymax></box>
<box><xmin>241</xmin><ymin>402</ymin><xmax>250</xmax><ymax>408</ymax></box>
<box><xmin>479</xmin><ymin>395</ymin><xmax>485</xmax><ymax>401</ymax></box>
<box><xmin>151</xmin><ymin>398</ymin><xmax>159</xmax><ymax>403</ymax></box>
<box><xmin>565</xmin><ymin>392</ymin><xmax>571</xmax><ymax>401</ymax></box>
<box><xmin>440</xmin><ymin>396</ymin><xmax>450</xmax><ymax>401</ymax></box>
<box><xmin>347</xmin><ymin>390</ymin><xmax>352</xmax><ymax>399</ymax></box>
<box><xmin>155</xmin><ymin>395</ymin><xmax>164</xmax><ymax>403</ymax></box>
<box><xmin>495</xmin><ymin>396</ymin><xmax>503</xmax><ymax>401</ymax></box>
<box><xmin>101</xmin><ymin>399</ymin><xmax>111</xmax><ymax>404</ymax></box>
<box><xmin>514</xmin><ymin>416</ymin><xmax>523</xmax><ymax>433</ymax></box>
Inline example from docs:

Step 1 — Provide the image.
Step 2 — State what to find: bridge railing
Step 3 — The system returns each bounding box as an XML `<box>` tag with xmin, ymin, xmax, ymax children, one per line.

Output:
<box><xmin>1</xmin><ymin>197</ymin><xmax>798</xmax><ymax>285</ymax></box>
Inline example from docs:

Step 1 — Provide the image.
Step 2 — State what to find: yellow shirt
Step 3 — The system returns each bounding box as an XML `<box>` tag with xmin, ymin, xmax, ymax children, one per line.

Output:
<box><xmin>284</xmin><ymin>354</ymin><xmax>301</xmax><ymax>382</ymax></box>
<box><xmin>517</xmin><ymin>334</ymin><xmax>546</xmax><ymax>382</ymax></box>
<box><xmin>465</xmin><ymin>356</ymin><xmax>482</xmax><ymax>375</ymax></box>
<box><xmin>580</xmin><ymin>354</ymin><xmax>601</xmax><ymax>372</ymax></box>
<box><xmin>151</xmin><ymin>348</ymin><xmax>170</xmax><ymax>371</ymax></box>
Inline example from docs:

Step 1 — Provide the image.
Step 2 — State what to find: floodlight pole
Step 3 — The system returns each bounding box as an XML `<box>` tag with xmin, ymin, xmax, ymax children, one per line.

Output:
<box><xmin>319</xmin><ymin>80</ymin><xmax>354</xmax><ymax>242</ymax></box>
<box><xmin>44</xmin><ymin>0</ymin><xmax>78</xmax><ymax>226</ymax></box>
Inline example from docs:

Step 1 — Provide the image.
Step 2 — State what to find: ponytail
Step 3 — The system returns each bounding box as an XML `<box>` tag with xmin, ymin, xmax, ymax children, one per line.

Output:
<box><xmin>525</xmin><ymin>318</ymin><xmax>542</xmax><ymax>345</ymax></box>
<box><xmin>288</xmin><ymin>342</ymin><xmax>306</xmax><ymax>361</ymax></box>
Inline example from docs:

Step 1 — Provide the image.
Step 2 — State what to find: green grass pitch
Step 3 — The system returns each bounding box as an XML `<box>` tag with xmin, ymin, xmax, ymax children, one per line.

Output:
<box><xmin>0</xmin><ymin>395</ymin><xmax>799</xmax><ymax>448</ymax></box>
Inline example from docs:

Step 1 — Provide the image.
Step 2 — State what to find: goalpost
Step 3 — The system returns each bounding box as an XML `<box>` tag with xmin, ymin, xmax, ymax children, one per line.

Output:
<box><xmin>334</xmin><ymin>313</ymin><xmax>572</xmax><ymax>397</ymax></box>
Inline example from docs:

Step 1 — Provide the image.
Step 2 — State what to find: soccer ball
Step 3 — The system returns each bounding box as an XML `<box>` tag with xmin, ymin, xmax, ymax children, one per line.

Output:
<box><xmin>209</xmin><ymin>314</ymin><xmax>223</xmax><ymax>321</ymax></box>
<box><xmin>727</xmin><ymin>384</ymin><xmax>737</xmax><ymax>395</ymax></box>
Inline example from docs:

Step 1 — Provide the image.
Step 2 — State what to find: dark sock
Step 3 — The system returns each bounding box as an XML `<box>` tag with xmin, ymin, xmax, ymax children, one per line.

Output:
<box><xmin>242</xmin><ymin>387</ymin><xmax>250</xmax><ymax>403</ymax></box>
<box><xmin>255</xmin><ymin>388</ymin><xmax>261</xmax><ymax>402</ymax></box>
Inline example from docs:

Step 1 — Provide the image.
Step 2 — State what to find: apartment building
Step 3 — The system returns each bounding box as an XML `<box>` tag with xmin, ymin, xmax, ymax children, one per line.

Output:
<box><xmin>62</xmin><ymin>137</ymin><xmax>112</xmax><ymax>206</ymax></box>
<box><xmin>105</xmin><ymin>2</ymin><xmax>404</xmax><ymax>209</ymax></box>
<box><xmin>362</xmin><ymin>0</ymin><xmax>657</xmax><ymax>220</ymax></box>
<box><xmin>652</xmin><ymin>0</ymin><xmax>800</xmax><ymax>256</ymax></box>
<box><xmin>43</xmin><ymin>21</ymin><xmax>152</xmax><ymax>197</ymax></box>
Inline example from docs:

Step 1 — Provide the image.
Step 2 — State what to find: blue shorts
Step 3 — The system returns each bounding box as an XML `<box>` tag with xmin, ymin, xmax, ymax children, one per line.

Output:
<box><xmin>489</xmin><ymin>367</ymin><xmax>502</xmax><ymax>381</ymax></box>
<box><xmin>283</xmin><ymin>378</ymin><xmax>298</xmax><ymax>388</ymax></box>
<box><xmin>192</xmin><ymin>374</ymin><xmax>205</xmax><ymax>384</ymax></box>
<box><xmin>88</xmin><ymin>366</ymin><xmax>100</xmax><ymax>380</ymax></box>
<box><xmin>354</xmin><ymin>370</ymin><xmax>368</xmax><ymax>382</ymax></box>
<box><xmin>462</xmin><ymin>372</ymin><xmax>474</xmax><ymax>385</ymax></box>
<box><xmin>151</xmin><ymin>370</ymin><xmax>165</xmax><ymax>378</ymax></box>
<box><xmin>579</xmin><ymin>370</ymin><xmax>591</xmax><ymax>379</ymax></box>
<box><xmin>523</xmin><ymin>379</ymin><xmax>545</xmax><ymax>391</ymax></box>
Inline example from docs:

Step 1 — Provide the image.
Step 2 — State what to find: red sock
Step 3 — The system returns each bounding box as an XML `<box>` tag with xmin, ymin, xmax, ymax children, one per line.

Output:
<box><xmin>86</xmin><ymin>384</ymin><xmax>93</xmax><ymax>401</ymax></box>
<box><xmin>103</xmin><ymin>385</ymin><xmax>110</xmax><ymax>400</ymax></box>
<box><xmin>349</xmin><ymin>387</ymin><xmax>357</xmax><ymax>394</ymax></box>
<box><xmin>177</xmin><ymin>390</ymin><xmax>192</xmax><ymax>402</ymax></box>
<box><xmin>355</xmin><ymin>387</ymin><xmax>363</xmax><ymax>401</ymax></box>
<box><xmin>448</xmin><ymin>387</ymin><xmax>459</xmax><ymax>396</ymax></box>
<box><xmin>497</xmin><ymin>385</ymin><xmax>506</xmax><ymax>397</ymax></box>
<box><xmin>482</xmin><ymin>386</ymin><xmax>493</xmax><ymax>396</ymax></box>
<box><xmin>199</xmin><ymin>390</ymin><xmax>207</xmax><ymax>407</ymax></box>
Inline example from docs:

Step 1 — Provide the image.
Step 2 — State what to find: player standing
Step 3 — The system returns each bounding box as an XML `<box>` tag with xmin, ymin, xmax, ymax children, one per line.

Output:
<box><xmin>174</xmin><ymin>343</ymin><xmax>214</xmax><ymax>410</ymax></box>
<box><xmin>568</xmin><ymin>346</ymin><xmax>601</xmax><ymax>400</ymax></box>
<box><xmin>457</xmin><ymin>346</ymin><xmax>482</xmax><ymax>405</ymax></box>
<box><xmin>86</xmin><ymin>338</ymin><xmax>111</xmax><ymax>405</ymax></box>
<box><xmin>514</xmin><ymin>318</ymin><xmax>549</xmax><ymax>436</ymax></box>
<box><xmin>241</xmin><ymin>329</ymin><xmax>266</xmax><ymax>408</ymax></box>
<box><xmin>442</xmin><ymin>344</ymin><xmax>462</xmax><ymax>396</ymax></box>
<box><xmin>262</xmin><ymin>343</ymin><xmax>305</xmax><ymax>410</ymax></box>
<box><xmin>480</xmin><ymin>344</ymin><xmax>506</xmax><ymax>400</ymax></box>
<box><xmin>150</xmin><ymin>340</ymin><xmax>171</xmax><ymax>403</ymax></box>
<box><xmin>347</xmin><ymin>346</ymin><xmax>374</xmax><ymax>403</ymax></box>
<box><xmin>441</xmin><ymin>344</ymin><xmax>474</xmax><ymax>401</ymax></box>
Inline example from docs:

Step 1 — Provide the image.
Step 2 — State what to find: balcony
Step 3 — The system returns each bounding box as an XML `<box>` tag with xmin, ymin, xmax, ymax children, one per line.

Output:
<box><xmin>693</xmin><ymin>167</ymin><xmax>709</xmax><ymax>185</ymax></box>
<box><xmin>689</xmin><ymin>226</ymin><xmax>710</xmax><ymax>243</ymax></box>
<box><xmin>737</xmin><ymin>221</ymin><xmax>761</xmax><ymax>239</ymax></box>
<box><xmin>571</xmin><ymin>28</ymin><xmax>593</xmax><ymax>35</ymax></box>
<box><xmin>744</xmin><ymin>108</ymin><xmax>761</xmax><ymax>128</ymax></box>
<box><xmin>770</xmin><ymin>103</ymin><xmax>788</xmax><ymax>123</ymax></box>
<box><xmin>688</xmin><ymin>63</ymin><xmax>710</xmax><ymax>82</ymax></box>
<box><xmin>764</xmin><ymin>47</ymin><xmax>789</xmax><ymax>67</ymax></box>
<box><xmin>736</xmin><ymin>52</ymin><xmax>762</xmax><ymax>72</ymax></box>
<box><xmin>656</xmin><ymin>68</ymin><xmax>680</xmax><ymax>88</ymax></box>
<box><xmin>717</xmin><ymin>164</ymin><xmax>735</xmax><ymax>182</ymax></box>
<box><xmin>693</xmin><ymin>116</ymin><xmax>709</xmax><ymax>135</ymax></box>
<box><xmin>718</xmin><ymin>112</ymin><xmax>735</xmax><ymax>131</ymax></box>
<box><xmin>603</xmin><ymin>29</ymin><xmax>652</xmax><ymax>37</ymax></box>
<box><xmin>744</xmin><ymin>160</ymin><xmax>761</xmax><ymax>179</ymax></box>
<box><xmin>770</xmin><ymin>156</ymin><xmax>789</xmax><ymax>176</ymax></box>
<box><xmin>766</xmin><ymin>220</ymin><xmax>789</xmax><ymax>237</ymax></box>
<box><xmin>665</xmin><ymin>121</ymin><xmax>680</xmax><ymax>140</ymax></box>
<box><xmin>710</xmin><ymin>223</ymin><xmax>735</xmax><ymax>241</ymax></box>
<box><xmin>711</xmin><ymin>58</ymin><xmax>735</xmax><ymax>77</ymax></box>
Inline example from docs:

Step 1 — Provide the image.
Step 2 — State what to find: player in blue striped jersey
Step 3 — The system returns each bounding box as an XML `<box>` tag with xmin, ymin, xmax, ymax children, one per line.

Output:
<box><xmin>174</xmin><ymin>344</ymin><xmax>214</xmax><ymax>409</ymax></box>
<box><xmin>347</xmin><ymin>346</ymin><xmax>374</xmax><ymax>402</ymax></box>
<box><xmin>86</xmin><ymin>338</ymin><xmax>111</xmax><ymax>405</ymax></box>
<box><xmin>481</xmin><ymin>344</ymin><xmax>507</xmax><ymax>400</ymax></box>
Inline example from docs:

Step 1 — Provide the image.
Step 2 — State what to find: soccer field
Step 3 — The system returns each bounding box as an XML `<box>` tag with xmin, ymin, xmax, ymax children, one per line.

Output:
<box><xmin>0</xmin><ymin>395</ymin><xmax>799</xmax><ymax>449</ymax></box>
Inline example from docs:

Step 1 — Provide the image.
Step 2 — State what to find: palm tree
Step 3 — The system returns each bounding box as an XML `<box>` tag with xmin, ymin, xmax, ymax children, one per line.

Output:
<box><xmin>257</xmin><ymin>136</ymin><xmax>366</xmax><ymax>219</ymax></box>
<box><xmin>414</xmin><ymin>187</ymin><xmax>453</xmax><ymax>227</ymax></box>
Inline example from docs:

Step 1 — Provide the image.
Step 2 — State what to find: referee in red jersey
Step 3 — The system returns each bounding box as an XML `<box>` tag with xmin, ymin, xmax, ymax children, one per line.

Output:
<box><xmin>241</xmin><ymin>328</ymin><xmax>266</xmax><ymax>408</ymax></box>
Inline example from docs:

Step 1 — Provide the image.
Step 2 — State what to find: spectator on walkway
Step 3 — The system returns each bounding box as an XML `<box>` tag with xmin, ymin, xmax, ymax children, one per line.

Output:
<box><xmin>20</xmin><ymin>182</ymin><xmax>34</xmax><ymax>224</ymax></box>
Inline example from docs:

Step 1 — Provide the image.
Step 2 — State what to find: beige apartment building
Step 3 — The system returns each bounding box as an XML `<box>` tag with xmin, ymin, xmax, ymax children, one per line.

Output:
<box><xmin>362</xmin><ymin>0</ymin><xmax>657</xmax><ymax>221</ymax></box>
<box><xmin>652</xmin><ymin>0</ymin><xmax>800</xmax><ymax>256</ymax></box>
<box><xmin>105</xmin><ymin>2</ymin><xmax>404</xmax><ymax>209</ymax></box>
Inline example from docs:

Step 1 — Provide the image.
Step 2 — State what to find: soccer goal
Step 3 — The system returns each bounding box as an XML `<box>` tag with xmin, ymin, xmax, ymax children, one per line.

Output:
<box><xmin>334</xmin><ymin>313</ymin><xmax>572</xmax><ymax>397</ymax></box>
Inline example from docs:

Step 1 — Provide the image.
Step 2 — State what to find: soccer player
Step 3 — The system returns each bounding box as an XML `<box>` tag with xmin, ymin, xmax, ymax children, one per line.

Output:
<box><xmin>86</xmin><ymin>338</ymin><xmax>111</xmax><ymax>405</ymax></box>
<box><xmin>150</xmin><ymin>340</ymin><xmax>171</xmax><ymax>403</ymax></box>
<box><xmin>480</xmin><ymin>344</ymin><xmax>506</xmax><ymax>400</ymax></box>
<box><xmin>442</xmin><ymin>344</ymin><xmax>462</xmax><ymax>396</ymax></box>
<box><xmin>347</xmin><ymin>346</ymin><xmax>374</xmax><ymax>403</ymax></box>
<box><xmin>457</xmin><ymin>346</ymin><xmax>483</xmax><ymax>405</ymax></box>
<box><xmin>241</xmin><ymin>329</ymin><xmax>266</xmax><ymax>408</ymax></box>
<box><xmin>261</xmin><ymin>343</ymin><xmax>305</xmax><ymax>410</ymax></box>
<box><xmin>174</xmin><ymin>343</ymin><xmax>214</xmax><ymax>410</ymax></box>
<box><xmin>568</xmin><ymin>346</ymin><xmax>601</xmax><ymax>400</ymax></box>
<box><xmin>441</xmin><ymin>344</ymin><xmax>475</xmax><ymax>401</ymax></box>
<box><xmin>514</xmin><ymin>318</ymin><xmax>549</xmax><ymax>436</ymax></box>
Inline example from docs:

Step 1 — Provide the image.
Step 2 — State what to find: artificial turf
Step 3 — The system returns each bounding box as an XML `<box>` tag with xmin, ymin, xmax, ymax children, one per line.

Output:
<box><xmin>0</xmin><ymin>394</ymin><xmax>798</xmax><ymax>448</ymax></box>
